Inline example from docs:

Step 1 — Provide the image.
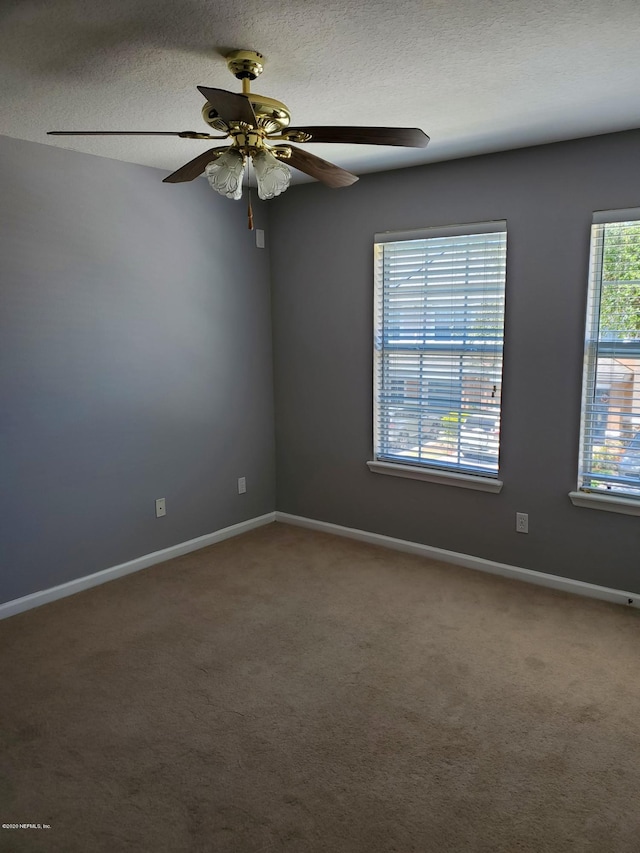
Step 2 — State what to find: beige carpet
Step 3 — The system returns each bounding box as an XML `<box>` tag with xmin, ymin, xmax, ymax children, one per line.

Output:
<box><xmin>1</xmin><ymin>522</ymin><xmax>640</xmax><ymax>852</ymax></box>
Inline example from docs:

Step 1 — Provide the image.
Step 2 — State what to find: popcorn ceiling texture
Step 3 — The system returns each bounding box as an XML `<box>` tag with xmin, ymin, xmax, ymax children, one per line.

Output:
<box><xmin>1</xmin><ymin>0</ymin><xmax>640</xmax><ymax>182</ymax></box>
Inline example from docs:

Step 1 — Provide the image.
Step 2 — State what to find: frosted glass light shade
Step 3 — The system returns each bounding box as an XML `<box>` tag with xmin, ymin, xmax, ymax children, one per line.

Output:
<box><xmin>205</xmin><ymin>149</ymin><xmax>246</xmax><ymax>200</ymax></box>
<box><xmin>252</xmin><ymin>149</ymin><xmax>291</xmax><ymax>200</ymax></box>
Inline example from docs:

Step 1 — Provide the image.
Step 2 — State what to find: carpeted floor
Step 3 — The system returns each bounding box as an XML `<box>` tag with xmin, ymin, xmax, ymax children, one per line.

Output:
<box><xmin>1</xmin><ymin>522</ymin><xmax>640</xmax><ymax>852</ymax></box>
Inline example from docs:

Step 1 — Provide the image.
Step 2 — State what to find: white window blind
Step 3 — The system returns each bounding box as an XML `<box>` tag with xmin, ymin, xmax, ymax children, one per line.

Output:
<box><xmin>373</xmin><ymin>222</ymin><xmax>507</xmax><ymax>476</ymax></box>
<box><xmin>578</xmin><ymin>210</ymin><xmax>640</xmax><ymax>498</ymax></box>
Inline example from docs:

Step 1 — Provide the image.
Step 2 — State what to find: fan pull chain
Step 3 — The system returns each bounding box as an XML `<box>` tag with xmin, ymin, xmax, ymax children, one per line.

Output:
<box><xmin>247</xmin><ymin>155</ymin><xmax>254</xmax><ymax>230</ymax></box>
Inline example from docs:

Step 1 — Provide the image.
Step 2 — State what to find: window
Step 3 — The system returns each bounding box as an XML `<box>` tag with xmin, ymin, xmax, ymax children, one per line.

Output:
<box><xmin>372</xmin><ymin>222</ymin><xmax>507</xmax><ymax>483</ymax></box>
<box><xmin>577</xmin><ymin>209</ymin><xmax>640</xmax><ymax>501</ymax></box>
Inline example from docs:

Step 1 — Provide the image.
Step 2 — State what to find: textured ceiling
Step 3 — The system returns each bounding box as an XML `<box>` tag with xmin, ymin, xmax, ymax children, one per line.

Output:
<box><xmin>2</xmin><ymin>0</ymin><xmax>640</xmax><ymax>184</ymax></box>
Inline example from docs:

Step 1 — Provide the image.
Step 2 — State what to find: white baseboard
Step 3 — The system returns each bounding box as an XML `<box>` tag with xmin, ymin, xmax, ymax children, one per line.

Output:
<box><xmin>6</xmin><ymin>509</ymin><xmax>636</xmax><ymax>621</ymax></box>
<box><xmin>0</xmin><ymin>512</ymin><xmax>276</xmax><ymax>622</ymax></box>
<box><xmin>275</xmin><ymin>511</ymin><xmax>640</xmax><ymax>609</ymax></box>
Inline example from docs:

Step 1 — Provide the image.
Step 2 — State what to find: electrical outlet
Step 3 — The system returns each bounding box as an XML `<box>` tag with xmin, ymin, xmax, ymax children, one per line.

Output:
<box><xmin>256</xmin><ymin>229</ymin><xmax>265</xmax><ymax>249</ymax></box>
<box><xmin>155</xmin><ymin>498</ymin><xmax>166</xmax><ymax>518</ymax></box>
<box><xmin>237</xmin><ymin>477</ymin><xmax>247</xmax><ymax>495</ymax></box>
<box><xmin>516</xmin><ymin>512</ymin><xmax>528</xmax><ymax>533</ymax></box>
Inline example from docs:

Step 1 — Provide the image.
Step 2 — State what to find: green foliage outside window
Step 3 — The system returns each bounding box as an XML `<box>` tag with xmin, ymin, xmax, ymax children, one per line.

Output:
<box><xmin>440</xmin><ymin>411</ymin><xmax>467</xmax><ymax>445</ymax></box>
<box><xmin>591</xmin><ymin>441</ymin><xmax>624</xmax><ymax>474</ymax></box>
<box><xmin>601</xmin><ymin>223</ymin><xmax>640</xmax><ymax>338</ymax></box>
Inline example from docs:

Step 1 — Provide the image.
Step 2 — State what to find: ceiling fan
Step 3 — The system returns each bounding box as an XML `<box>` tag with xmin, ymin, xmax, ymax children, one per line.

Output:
<box><xmin>49</xmin><ymin>49</ymin><xmax>429</xmax><ymax>225</ymax></box>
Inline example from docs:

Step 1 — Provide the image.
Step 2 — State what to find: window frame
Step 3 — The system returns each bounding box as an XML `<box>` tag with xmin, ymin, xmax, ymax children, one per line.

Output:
<box><xmin>369</xmin><ymin>221</ymin><xmax>507</xmax><ymax>491</ymax></box>
<box><xmin>572</xmin><ymin>208</ymin><xmax>640</xmax><ymax>515</ymax></box>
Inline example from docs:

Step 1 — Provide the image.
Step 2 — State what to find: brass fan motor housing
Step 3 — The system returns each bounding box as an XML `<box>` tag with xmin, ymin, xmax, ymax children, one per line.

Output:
<box><xmin>201</xmin><ymin>92</ymin><xmax>291</xmax><ymax>136</ymax></box>
<box><xmin>201</xmin><ymin>49</ymin><xmax>291</xmax><ymax>136</ymax></box>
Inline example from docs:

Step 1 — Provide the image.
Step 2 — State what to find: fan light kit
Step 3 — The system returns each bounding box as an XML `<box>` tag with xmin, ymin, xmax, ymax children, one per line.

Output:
<box><xmin>48</xmin><ymin>49</ymin><xmax>430</xmax><ymax>228</ymax></box>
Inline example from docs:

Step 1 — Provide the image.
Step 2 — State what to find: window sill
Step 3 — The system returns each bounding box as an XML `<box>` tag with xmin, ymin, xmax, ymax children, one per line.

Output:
<box><xmin>367</xmin><ymin>460</ymin><xmax>503</xmax><ymax>493</ymax></box>
<box><xmin>569</xmin><ymin>491</ymin><xmax>640</xmax><ymax>516</ymax></box>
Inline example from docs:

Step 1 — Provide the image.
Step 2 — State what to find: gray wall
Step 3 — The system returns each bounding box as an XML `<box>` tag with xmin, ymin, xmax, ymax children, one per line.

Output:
<box><xmin>0</xmin><ymin>135</ymin><xmax>275</xmax><ymax>604</ymax></box>
<box><xmin>270</xmin><ymin>129</ymin><xmax>640</xmax><ymax>593</ymax></box>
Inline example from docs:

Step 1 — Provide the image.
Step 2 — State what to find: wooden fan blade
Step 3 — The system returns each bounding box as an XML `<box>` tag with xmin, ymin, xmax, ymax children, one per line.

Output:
<box><xmin>197</xmin><ymin>87</ymin><xmax>256</xmax><ymax>127</ymax></box>
<box><xmin>49</xmin><ymin>131</ymin><xmax>185</xmax><ymax>136</ymax></box>
<box><xmin>48</xmin><ymin>131</ymin><xmax>177</xmax><ymax>136</ymax></box>
<box><xmin>47</xmin><ymin>130</ymin><xmax>226</xmax><ymax>139</ymax></box>
<box><xmin>283</xmin><ymin>145</ymin><xmax>358</xmax><ymax>188</ymax></box>
<box><xmin>162</xmin><ymin>148</ymin><xmax>224</xmax><ymax>184</ymax></box>
<box><xmin>285</xmin><ymin>126</ymin><xmax>430</xmax><ymax>148</ymax></box>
